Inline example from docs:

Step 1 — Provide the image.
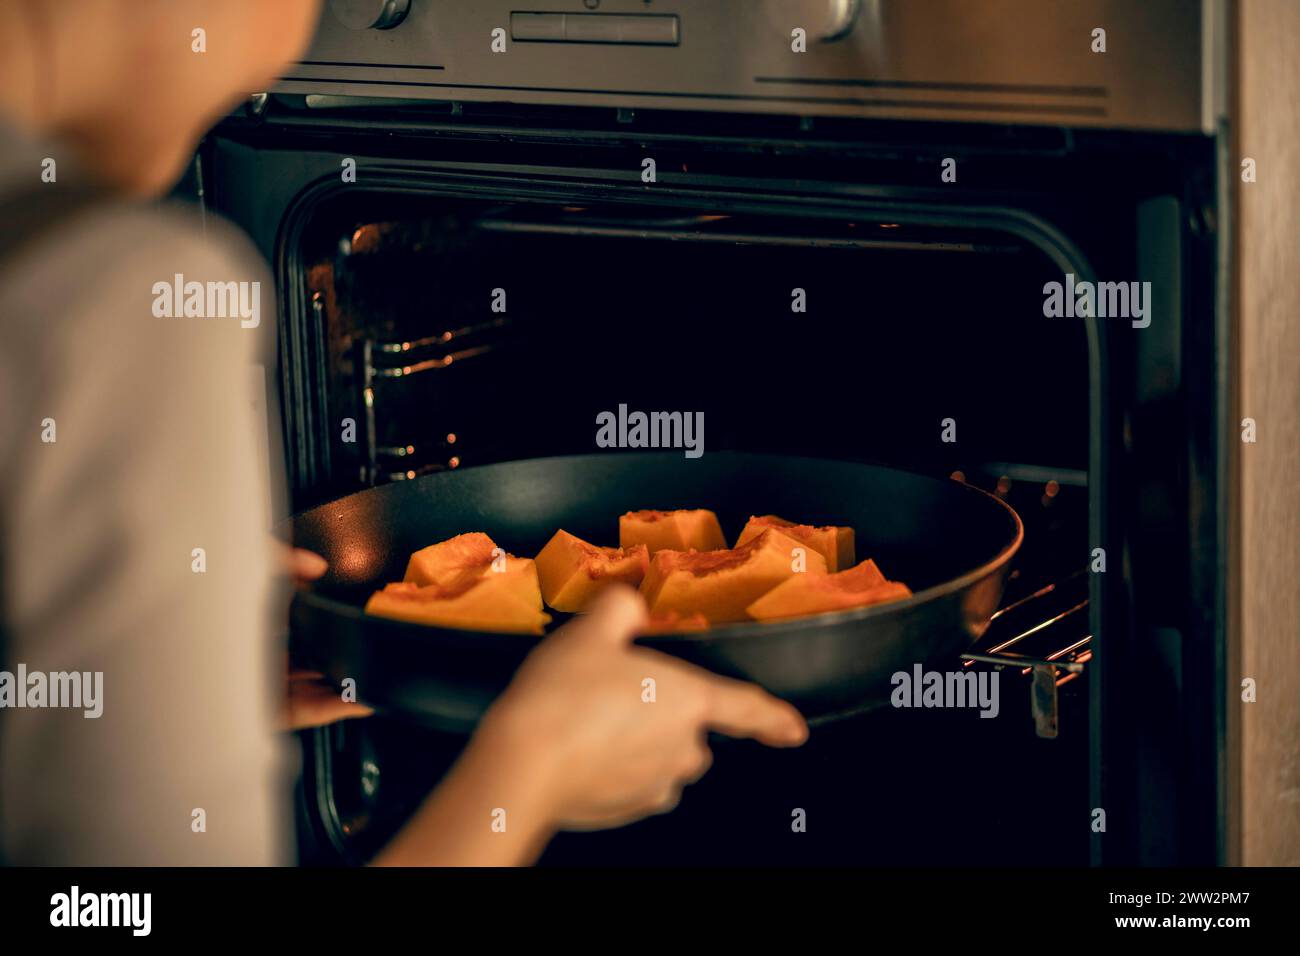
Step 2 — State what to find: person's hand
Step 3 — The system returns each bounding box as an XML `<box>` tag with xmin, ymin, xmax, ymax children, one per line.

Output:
<box><xmin>372</xmin><ymin>585</ymin><xmax>807</xmax><ymax>865</ymax></box>
<box><xmin>282</xmin><ymin>546</ymin><xmax>328</xmax><ymax>586</ymax></box>
<box><xmin>284</xmin><ymin>665</ymin><xmax>374</xmax><ymax>730</ymax></box>
<box><xmin>477</xmin><ymin>585</ymin><xmax>808</xmax><ymax>831</ymax></box>
<box><xmin>279</xmin><ymin>545</ymin><xmax>374</xmax><ymax>730</ymax></box>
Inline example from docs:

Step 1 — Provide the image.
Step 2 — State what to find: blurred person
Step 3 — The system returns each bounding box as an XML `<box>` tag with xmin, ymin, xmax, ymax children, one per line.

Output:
<box><xmin>0</xmin><ymin>1</ymin><xmax>806</xmax><ymax>866</ymax></box>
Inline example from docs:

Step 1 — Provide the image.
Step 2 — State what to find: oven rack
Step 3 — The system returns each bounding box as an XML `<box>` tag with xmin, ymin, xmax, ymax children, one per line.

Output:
<box><xmin>962</xmin><ymin>568</ymin><xmax>1091</xmax><ymax>739</ymax></box>
<box><xmin>337</xmin><ymin>294</ymin><xmax>517</xmax><ymax>485</ymax></box>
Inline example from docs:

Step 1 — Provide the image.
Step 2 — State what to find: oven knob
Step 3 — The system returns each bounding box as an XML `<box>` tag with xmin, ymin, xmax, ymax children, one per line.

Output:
<box><xmin>329</xmin><ymin>0</ymin><xmax>410</xmax><ymax>30</ymax></box>
<box><xmin>767</xmin><ymin>0</ymin><xmax>862</xmax><ymax>42</ymax></box>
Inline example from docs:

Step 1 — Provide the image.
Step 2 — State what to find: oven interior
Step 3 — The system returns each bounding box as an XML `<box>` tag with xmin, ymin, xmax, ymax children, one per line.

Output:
<box><xmin>286</xmin><ymin>190</ymin><xmax>1097</xmax><ymax>865</ymax></box>
<box><xmin>295</xmin><ymin>193</ymin><xmax>1092</xmax><ymax>490</ymax></box>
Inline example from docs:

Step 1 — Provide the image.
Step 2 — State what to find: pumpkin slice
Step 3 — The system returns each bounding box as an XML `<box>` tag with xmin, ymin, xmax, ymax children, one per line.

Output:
<box><xmin>641</xmin><ymin>611</ymin><xmax>711</xmax><ymax>634</ymax></box>
<box><xmin>534</xmin><ymin>529</ymin><xmax>650</xmax><ymax>612</ymax></box>
<box><xmin>365</xmin><ymin>576</ymin><xmax>551</xmax><ymax>634</ymax></box>
<box><xmin>404</xmin><ymin>532</ymin><xmax>497</xmax><ymax>586</ymax></box>
<box><xmin>746</xmin><ymin>558</ymin><xmax>911</xmax><ymax>622</ymax></box>
<box><xmin>639</xmin><ymin>528</ymin><xmax>827</xmax><ymax>624</ymax></box>
<box><xmin>735</xmin><ymin>515</ymin><xmax>855</xmax><ymax>572</ymax></box>
<box><xmin>482</xmin><ymin>556</ymin><xmax>545</xmax><ymax>610</ymax></box>
<box><xmin>620</xmin><ymin>509</ymin><xmax>727</xmax><ymax>555</ymax></box>
<box><xmin>405</xmin><ymin>532</ymin><xmax>543</xmax><ymax>610</ymax></box>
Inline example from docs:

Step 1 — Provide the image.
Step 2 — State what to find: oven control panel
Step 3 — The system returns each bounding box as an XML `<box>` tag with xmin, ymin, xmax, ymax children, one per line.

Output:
<box><xmin>279</xmin><ymin>0</ymin><xmax>1210</xmax><ymax>131</ymax></box>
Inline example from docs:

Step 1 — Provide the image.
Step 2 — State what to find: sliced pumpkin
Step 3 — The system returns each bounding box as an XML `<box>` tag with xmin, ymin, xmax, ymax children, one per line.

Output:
<box><xmin>365</xmin><ymin>575</ymin><xmax>552</xmax><ymax>634</ymax></box>
<box><xmin>404</xmin><ymin>532</ymin><xmax>497</xmax><ymax>586</ymax></box>
<box><xmin>639</xmin><ymin>528</ymin><xmax>827</xmax><ymax>624</ymax></box>
<box><xmin>735</xmin><ymin>515</ymin><xmax>855</xmax><ymax>572</ymax></box>
<box><xmin>534</xmin><ymin>529</ymin><xmax>649</xmax><ymax>612</ymax></box>
<box><xmin>405</xmin><ymin>532</ymin><xmax>543</xmax><ymax>610</ymax></box>
<box><xmin>620</xmin><ymin>509</ymin><xmax>727</xmax><ymax>555</ymax></box>
<box><xmin>746</xmin><ymin>558</ymin><xmax>911</xmax><ymax>622</ymax></box>
<box><xmin>641</xmin><ymin>610</ymin><xmax>711</xmax><ymax>634</ymax></box>
<box><xmin>483</xmin><ymin>557</ymin><xmax>545</xmax><ymax>610</ymax></box>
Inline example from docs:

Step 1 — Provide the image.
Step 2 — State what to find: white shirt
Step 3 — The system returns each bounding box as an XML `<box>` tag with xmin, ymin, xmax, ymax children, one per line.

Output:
<box><xmin>0</xmin><ymin>123</ymin><xmax>293</xmax><ymax>864</ymax></box>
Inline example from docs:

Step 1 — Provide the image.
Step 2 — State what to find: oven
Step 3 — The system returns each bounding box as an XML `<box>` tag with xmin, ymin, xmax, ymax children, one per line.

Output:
<box><xmin>189</xmin><ymin>0</ymin><xmax>1231</xmax><ymax>866</ymax></box>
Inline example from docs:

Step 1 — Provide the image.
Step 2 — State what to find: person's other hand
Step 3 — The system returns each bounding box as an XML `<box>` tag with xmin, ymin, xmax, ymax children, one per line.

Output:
<box><xmin>282</xmin><ymin>546</ymin><xmax>328</xmax><ymax>587</ymax></box>
<box><xmin>279</xmin><ymin>544</ymin><xmax>374</xmax><ymax>730</ymax></box>
<box><xmin>285</xmin><ymin>666</ymin><xmax>374</xmax><ymax>730</ymax></box>
<box><xmin>476</xmin><ymin>586</ymin><xmax>808</xmax><ymax>831</ymax></box>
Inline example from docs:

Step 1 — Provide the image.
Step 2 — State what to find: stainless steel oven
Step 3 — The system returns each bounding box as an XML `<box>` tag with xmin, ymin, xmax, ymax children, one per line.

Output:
<box><xmin>188</xmin><ymin>0</ymin><xmax>1231</xmax><ymax>865</ymax></box>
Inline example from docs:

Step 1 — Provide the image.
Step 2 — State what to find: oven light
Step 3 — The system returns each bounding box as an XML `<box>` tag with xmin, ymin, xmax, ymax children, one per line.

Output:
<box><xmin>350</xmin><ymin>225</ymin><xmax>381</xmax><ymax>252</ymax></box>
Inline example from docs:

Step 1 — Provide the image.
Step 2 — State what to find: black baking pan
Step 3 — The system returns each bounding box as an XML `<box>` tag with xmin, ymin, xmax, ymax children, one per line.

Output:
<box><xmin>286</xmin><ymin>452</ymin><xmax>1022</xmax><ymax>730</ymax></box>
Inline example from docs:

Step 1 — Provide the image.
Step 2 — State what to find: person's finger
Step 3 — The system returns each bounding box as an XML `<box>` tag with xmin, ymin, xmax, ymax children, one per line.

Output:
<box><xmin>561</xmin><ymin>806</ymin><xmax>658</xmax><ymax>832</ymax></box>
<box><xmin>646</xmin><ymin>783</ymin><xmax>683</xmax><ymax>817</ymax></box>
<box><xmin>283</xmin><ymin>547</ymin><xmax>328</xmax><ymax>581</ymax></box>
<box><xmin>286</xmin><ymin>693</ymin><xmax>373</xmax><ymax>730</ymax></box>
<box><xmin>681</xmin><ymin>739</ymin><xmax>714</xmax><ymax>784</ymax></box>
<box><xmin>285</xmin><ymin>679</ymin><xmax>374</xmax><ymax>730</ymax></box>
<box><xmin>565</xmin><ymin>585</ymin><xmax>647</xmax><ymax>646</ymax></box>
<box><xmin>698</xmin><ymin>676</ymin><xmax>808</xmax><ymax>747</ymax></box>
<box><xmin>558</xmin><ymin>783</ymin><xmax>683</xmax><ymax>831</ymax></box>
